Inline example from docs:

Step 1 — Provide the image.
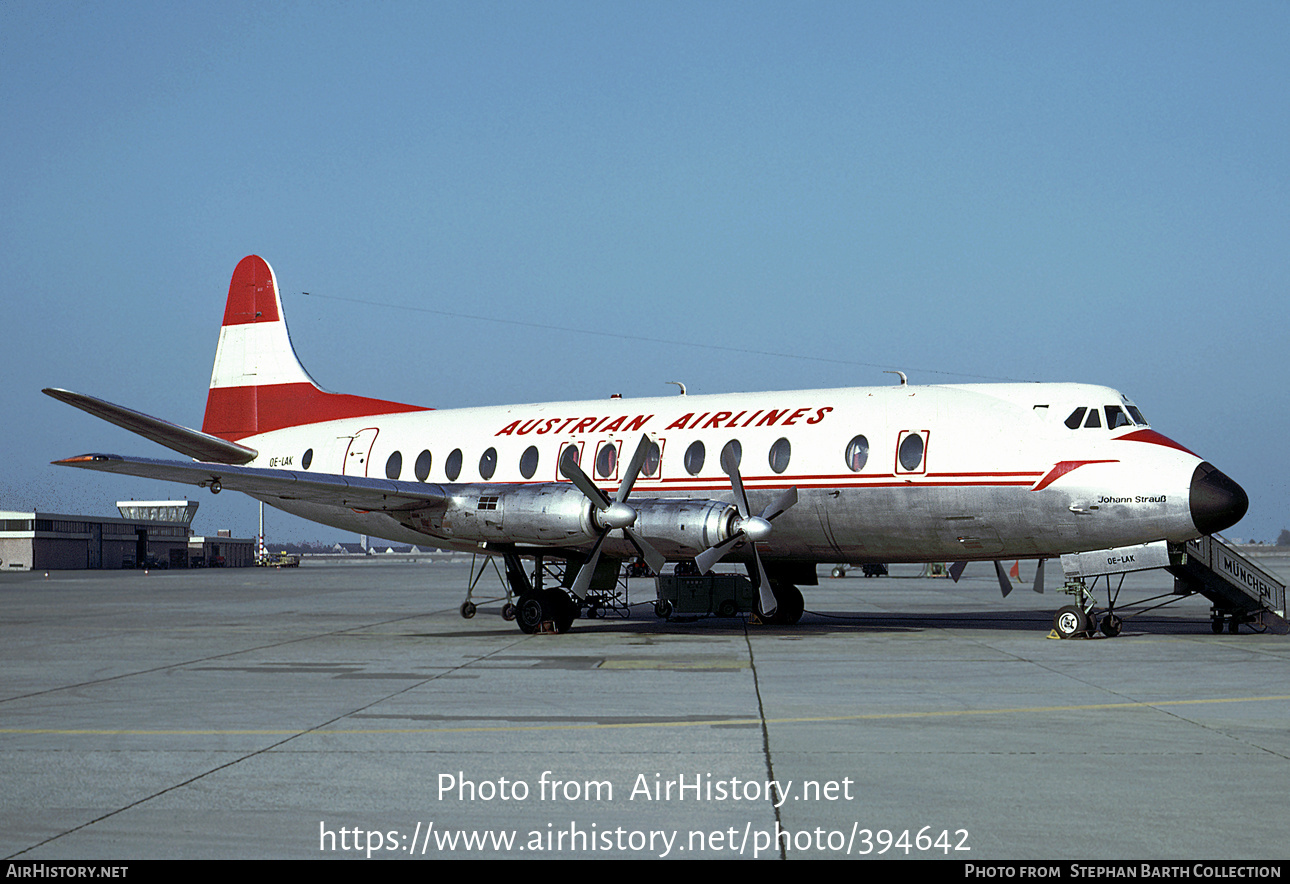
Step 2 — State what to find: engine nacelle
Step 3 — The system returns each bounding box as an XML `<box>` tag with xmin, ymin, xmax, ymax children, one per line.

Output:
<box><xmin>629</xmin><ymin>499</ymin><xmax>734</xmax><ymax>558</ymax></box>
<box><xmin>435</xmin><ymin>484</ymin><xmax>596</xmax><ymax>546</ymax></box>
<box><xmin>416</xmin><ymin>486</ymin><xmax>736</xmax><ymax>558</ymax></box>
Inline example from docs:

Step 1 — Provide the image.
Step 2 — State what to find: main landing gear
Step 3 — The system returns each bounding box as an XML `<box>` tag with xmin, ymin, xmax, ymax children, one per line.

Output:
<box><xmin>465</xmin><ymin>552</ymin><xmax>809</xmax><ymax>634</ymax></box>
<box><xmin>502</xmin><ymin>553</ymin><xmax>582</xmax><ymax>635</ymax></box>
<box><xmin>515</xmin><ymin>587</ymin><xmax>579</xmax><ymax>635</ymax></box>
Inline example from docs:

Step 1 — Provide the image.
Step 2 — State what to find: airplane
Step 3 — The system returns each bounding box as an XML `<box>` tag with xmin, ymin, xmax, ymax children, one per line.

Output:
<box><xmin>47</xmin><ymin>255</ymin><xmax>1249</xmax><ymax>635</ymax></box>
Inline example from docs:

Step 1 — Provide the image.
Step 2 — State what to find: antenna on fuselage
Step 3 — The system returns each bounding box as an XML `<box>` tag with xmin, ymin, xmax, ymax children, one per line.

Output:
<box><xmin>885</xmin><ymin>371</ymin><xmax>908</xmax><ymax>386</ymax></box>
<box><xmin>666</xmin><ymin>381</ymin><xmax>687</xmax><ymax>395</ymax></box>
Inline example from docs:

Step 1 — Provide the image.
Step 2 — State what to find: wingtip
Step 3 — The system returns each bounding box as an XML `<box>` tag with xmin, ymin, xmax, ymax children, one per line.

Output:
<box><xmin>52</xmin><ymin>453</ymin><xmax>120</xmax><ymax>466</ymax></box>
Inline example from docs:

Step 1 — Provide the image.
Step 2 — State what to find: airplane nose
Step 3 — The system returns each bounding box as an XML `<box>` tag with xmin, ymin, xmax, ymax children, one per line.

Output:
<box><xmin>1189</xmin><ymin>462</ymin><xmax>1248</xmax><ymax>535</ymax></box>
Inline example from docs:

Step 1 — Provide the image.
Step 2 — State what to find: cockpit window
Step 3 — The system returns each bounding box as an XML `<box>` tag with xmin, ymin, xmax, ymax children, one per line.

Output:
<box><xmin>1068</xmin><ymin>402</ymin><xmax>1146</xmax><ymax>430</ymax></box>
<box><xmin>1104</xmin><ymin>406</ymin><xmax>1133</xmax><ymax>430</ymax></box>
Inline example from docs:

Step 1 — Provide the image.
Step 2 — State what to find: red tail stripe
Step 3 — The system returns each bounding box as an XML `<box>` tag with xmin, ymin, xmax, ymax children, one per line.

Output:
<box><xmin>202</xmin><ymin>383</ymin><xmax>430</xmax><ymax>441</ymax></box>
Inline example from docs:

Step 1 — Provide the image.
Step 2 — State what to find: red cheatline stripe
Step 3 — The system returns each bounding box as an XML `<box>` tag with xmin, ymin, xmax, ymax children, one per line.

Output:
<box><xmin>1031</xmin><ymin>460</ymin><xmax>1119</xmax><ymax>492</ymax></box>
<box><xmin>1115</xmin><ymin>429</ymin><xmax>1197</xmax><ymax>457</ymax></box>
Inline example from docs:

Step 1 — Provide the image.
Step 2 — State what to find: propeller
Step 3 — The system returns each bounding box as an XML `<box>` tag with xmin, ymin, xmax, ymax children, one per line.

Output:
<box><xmin>694</xmin><ymin>441</ymin><xmax>798</xmax><ymax>617</ymax></box>
<box><xmin>561</xmin><ymin>434</ymin><xmax>666</xmax><ymax>599</ymax></box>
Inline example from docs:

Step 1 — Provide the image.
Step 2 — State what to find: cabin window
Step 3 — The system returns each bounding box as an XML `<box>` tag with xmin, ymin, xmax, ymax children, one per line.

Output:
<box><xmin>558</xmin><ymin>444</ymin><xmax>582</xmax><ymax>479</ymax></box>
<box><xmin>721</xmin><ymin>439</ymin><xmax>742</xmax><ymax>470</ymax></box>
<box><xmin>479</xmin><ymin>447</ymin><xmax>498</xmax><ymax>480</ymax></box>
<box><xmin>445</xmin><ymin>449</ymin><xmax>463</xmax><ymax>481</ymax></box>
<box><xmin>302</xmin><ymin>448</ymin><xmax>313</xmax><ymax>470</ymax></box>
<box><xmin>898</xmin><ymin>431</ymin><xmax>925</xmax><ymax>472</ymax></box>
<box><xmin>519</xmin><ymin>445</ymin><xmax>539</xmax><ymax>479</ymax></box>
<box><xmin>684</xmin><ymin>440</ymin><xmax>705</xmax><ymax>476</ymax></box>
<box><xmin>385</xmin><ymin>451</ymin><xmax>402</xmax><ymax>480</ymax></box>
<box><xmin>1105</xmin><ymin>406</ymin><xmax>1132</xmax><ymax>430</ymax></box>
<box><xmin>769</xmin><ymin>437</ymin><xmax>791</xmax><ymax>474</ymax></box>
<box><xmin>642</xmin><ymin>440</ymin><xmax>662</xmax><ymax>477</ymax></box>
<box><xmin>845</xmin><ymin>435</ymin><xmax>869</xmax><ymax>472</ymax></box>
<box><xmin>1064</xmin><ymin>407</ymin><xmax>1087</xmax><ymax>429</ymax></box>
<box><xmin>596</xmin><ymin>442</ymin><xmax>618</xmax><ymax>479</ymax></box>
<box><xmin>414</xmin><ymin>449</ymin><xmax>432</xmax><ymax>482</ymax></box>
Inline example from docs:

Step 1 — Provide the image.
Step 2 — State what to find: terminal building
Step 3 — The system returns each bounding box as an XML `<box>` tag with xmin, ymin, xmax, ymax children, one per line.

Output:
<box><xmin>0</xmin><ymin>501</ymin><xmax>254</xmax><ymax>571</ymax></box>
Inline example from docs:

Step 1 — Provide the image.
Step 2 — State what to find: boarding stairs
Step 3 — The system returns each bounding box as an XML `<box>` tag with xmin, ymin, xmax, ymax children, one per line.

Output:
<box><xmin>1168</xmin><ymin>535</ymin><xmax>1288</xmax><ymax>634</ymax></box>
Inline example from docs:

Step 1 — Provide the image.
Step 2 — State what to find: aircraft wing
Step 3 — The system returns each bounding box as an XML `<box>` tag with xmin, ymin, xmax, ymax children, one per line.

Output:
<box><xmin>52</xmin><ymin>454</ymin><xmax>447</xmax><ymax>512</ymax></box>
<box><xmin>44</xmin><ymin>388</ymin><xmax>259</xmax><ymax>465</ymax></box>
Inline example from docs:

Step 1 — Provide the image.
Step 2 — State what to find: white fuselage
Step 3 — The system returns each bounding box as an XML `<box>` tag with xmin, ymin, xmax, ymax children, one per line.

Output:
<box><xmin>233</xmin><ymin>381</ymin><xmax>1206</xmax><ymax>564</ymax></box>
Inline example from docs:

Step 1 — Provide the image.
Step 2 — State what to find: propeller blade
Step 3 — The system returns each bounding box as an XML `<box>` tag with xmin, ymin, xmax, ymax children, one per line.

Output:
<box><xmin>615</xmin><ymin>434</ymin><xmax>653</xmax><ymax>504</ymax></box>
<box><xmin>695</xmin><ymin>534</ymin><xmax>741</xmax><ymax>575</ymax></box>
<box><xmin>720</xmin><ymin>442</ymin><xmax>752</xmax><ymax>518</ymax></box>
<box><xmin>625</xmin><ymin>527</ymin><xmax>666</xmax><ymax>576</ymax></box>
<box><xmin>759</xmin><ymin>486</ymin><xmax>798</xmax><ymax>522</ymax></box>
<box><xmin>749</xmin><ymin>548</ymin><xmax>777</xmax><ymax>618</ymax></box>
<box><xmin>560</xmin><ymin>446</ymin><xmax>611</xmax><ymax>509</ymax></box>
<box><xmin>569</xmin><ymin>529</ymin><xmax>609</xmax><ymax>599</ymax></box>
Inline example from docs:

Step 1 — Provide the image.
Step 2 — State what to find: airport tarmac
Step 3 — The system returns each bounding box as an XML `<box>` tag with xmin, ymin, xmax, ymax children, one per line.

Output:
<box><xmin>2</xmin><ymin>555</ymin><xmax>1288</xmax><ymax>861</ymax></box>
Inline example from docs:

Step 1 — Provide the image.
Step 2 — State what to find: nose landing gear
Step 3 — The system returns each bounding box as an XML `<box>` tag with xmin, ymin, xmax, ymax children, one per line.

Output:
<box><xmin>1050</xmin><ymin>577</ymin><xmax>1125</xmax><ymax>639</ymax></box>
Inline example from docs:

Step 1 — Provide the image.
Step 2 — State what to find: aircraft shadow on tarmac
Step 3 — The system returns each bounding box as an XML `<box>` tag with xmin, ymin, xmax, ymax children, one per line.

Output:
<box><xmin>419</xmin><ymin>605</ymin><xmax>1218</xmax><ymax>639</ymax></box>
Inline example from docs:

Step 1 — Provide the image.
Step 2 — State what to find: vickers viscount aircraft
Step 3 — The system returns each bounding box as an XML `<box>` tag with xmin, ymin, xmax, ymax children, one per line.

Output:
<box><xmin>47</xmin><ymin>256</ymin><xmax>1248</xmax><ymax>634</ymax></box>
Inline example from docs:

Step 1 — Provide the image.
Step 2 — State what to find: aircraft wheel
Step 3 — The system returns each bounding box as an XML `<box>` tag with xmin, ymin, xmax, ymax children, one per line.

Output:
<box><xmin>771</xmin><ymin>582</ymin><xmax>804</xmax><ymax>625</ymax></box>
<box><xmin>1053</xmin><ymin>605</ymin><xmax>1088</xmax><ymax>639</ymax></box>
<box><xmin>459</xmin><ymin>601</ymin><xmax>477</xmax><ymax>619</ymax></box>
<box><xmin>1099</xmin><ymin>613</ymin><xmax>1122</xmax><ymax>637</ymax></box>
<box><xmin>1228</xmin><ymin>618</ymin><xmax>1240</xmax><ymax>635</ymax></box>
<box><xmin>549</xmin><ymin>589</ymin><xmax>577</xmax><ymax>634</ymax></box>
<box><xmin>831</xmin><ymin>566</ymin><xmax>845</xmax><ymax>579</ymax></box>
<box><xmin>716</xmin><ymin>599</ymin><xmax>737</xmax><ymax>617</ymax></box>
<box><xmin>516</xmin><ymin>593</ymin><xmax>546</xmax><ymax>634</ymax></box>
<box><xmin>654</xmin><ymin>599</ymin><xmax>673</xmax><ymax>619</ymax></box>
<box><xmin>502</xmin><ymin>603</ymin><xmax>517</xmax><ymax>622</ymax></box>
<box><xmin>754</xmin><ymin>598</ymin><xmax>780</xmax><ymax>625</ymax></box>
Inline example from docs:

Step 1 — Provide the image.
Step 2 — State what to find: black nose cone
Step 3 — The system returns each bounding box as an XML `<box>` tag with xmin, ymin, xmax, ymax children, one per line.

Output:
<box><xmin>1190</xmin><ymin>462</ymin><xmax>1248</xmax><ymax>535</ymax></box>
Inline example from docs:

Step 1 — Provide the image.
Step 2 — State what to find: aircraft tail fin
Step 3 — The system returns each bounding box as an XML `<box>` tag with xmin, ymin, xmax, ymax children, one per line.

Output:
<box><xmin>202</xmin><ymin>255</ymin><xmax>428</xmax><ymax>442</ymax></box>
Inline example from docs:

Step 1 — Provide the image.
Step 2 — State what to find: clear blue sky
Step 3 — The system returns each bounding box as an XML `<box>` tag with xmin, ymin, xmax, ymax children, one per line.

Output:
<box><xmin>2</xmin><ymin>1</ymin><xmax>1286</xmax><ymax>543</ymax></box>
